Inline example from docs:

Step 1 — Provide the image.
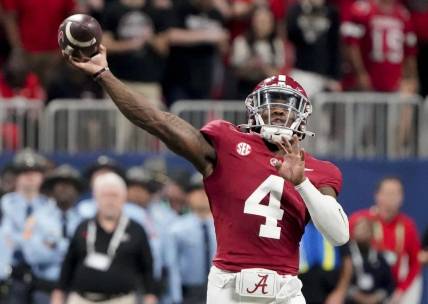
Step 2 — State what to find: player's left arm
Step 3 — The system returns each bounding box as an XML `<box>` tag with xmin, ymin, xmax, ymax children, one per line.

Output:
<box><xmin>296</xmin><ymin>181</ymin><xmax>349</xmax><ymax>247</ymax></box>
<box><xmin>275</xmin><ymin>135</ymin><xmax>349</xmax><ymax>246</ymax></box>
<box><xmin>64</xmin><ymin>46</ymin><xmax>216</xmax><ymax>176</ymax></box>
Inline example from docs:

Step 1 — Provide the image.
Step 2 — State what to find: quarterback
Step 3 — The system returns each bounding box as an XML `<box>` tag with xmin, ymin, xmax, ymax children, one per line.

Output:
<box><xmin>65</xmin><ymin>45</ymin><xmax>349</xmax><ymax>304</ymax></box>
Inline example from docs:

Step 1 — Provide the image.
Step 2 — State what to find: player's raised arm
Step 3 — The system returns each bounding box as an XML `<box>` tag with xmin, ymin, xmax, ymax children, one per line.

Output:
<box><xmin>64</xmin><ymin>45</ymin><xmax>216</xmax><ymax>176</ymax></box>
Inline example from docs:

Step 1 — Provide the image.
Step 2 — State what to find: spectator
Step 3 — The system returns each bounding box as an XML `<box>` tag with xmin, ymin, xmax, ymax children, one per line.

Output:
<box><xmin>82</xmin><ymin>160</ymin><xmax>175</xmax><ymax>303</ymax></box>
<box><xmin>350</xmin><ymin>176</ymin><xmax>422</xmax><ymax>304</ymax></box>
<box><xmin>141</xmin><ymin>156</ymin><xmax>169</xmax><ymax>197</ymax></box>
<box><xmin>77</xmin><ymin>155</ymin><xmax>125</xmax><ymax>218</ymax></box>
<box><xmin>129</xmin><ymin>157</ymin><xmax>176</xmax><ymax>225</ymax></box>
<box><xmin>125</xmin><ymin>165</ymin><xmax>174</xmax><ymax>227</ymax></box>
<box><xmin>2</xmin><ymin>0</ymin><xmax>77</xmax><ymax>88</ymax></box>
<box><xmin>227</xmin><ymin>0</ymin><xmax>285</xmax><ymax>39</ymax></box>
<box><xmin>230</xmin><ymin>6</ymin><xmax>285</xmax><ymax>99</ymax></box>
<box><xmin>51</xmin><ymin>172</ymin><xmax>157</xmax><ymax>304</ymax></box>
<box><xmin>341</xmin><ymin>0</ymin><xmax>418</xmax><ymax>156</ymax></box>
<box><xmin>287</xmin><ymin>0</ymin><xmax>342</xmax><ymax>96</ymax></box>
<box><xmin>347</xmin><ymin>216</ymin><xmax>395</xmax><ymax>304</ymax></box>
<box><xmin>1</xmin><ymin>149</ymin><xmax>49</xmax><ymax>303</ymax></box>
<box><xmin>341</xmin><ymin>0</ymin><xmax>418</xmax><ymax>92</ymax></box>
<box><xmin>409</xmin><ymin>1</ymin><xmax>428</xmax><ymax>97</ymax></box>
<box><xmin>299</xmin><ymin>221</ymin><xmax>353</xmax><ymax>304</ymax></box>
<box><xmin>124</xmin><ymin>166</ymin><xmax>154</xmax><ymax>227</ymax></box>
<box><xmin>20</xmin><ymin>165</ymin><xmax>84</xmax><ymax>304</ymax></box>
<box><xmin>161</xmin><ymin>169</ymin><xmax>190</xmax><ymax>215</ymax></box>
<box><xmin>163</xmin><ymin>0</ymin><xmax>229</xmax><ymax>105</ymax></box>
<box><xmin>85</xmin><ymin>157</ymin><xmax>125</xmax><ymax>181</ymax></box>
<box><xmin>168</xmin><ymin>173</ymin><xmax>216</xmax><ymax>304</ymax></box>
<box><xmin>0</xmin><ymin>56</ymin><xmax>45</xmax><ymax>100</ymax></box>
<box><xmin>102</xmin><ymin>0</ymin><xmax>173</xmax><ymax>108</ymax></box>
<box><xmin>125</xmin><ymin>166</ymin><xmax>175</xmax><ymax>301</ymax></box>
<box><xmin>46</xmin><ymin>63</ymin><xmax>103</xmax><ymax>103</ymax></box>
<box><xmin>79</xmin><ymin>156</ymin><xmax>177</xmax><ymax>227</ymax></box>
<box><xmin>0</xmin><ymin>56</ymin><xmax>45</xmax><ymax>151</ymax></box>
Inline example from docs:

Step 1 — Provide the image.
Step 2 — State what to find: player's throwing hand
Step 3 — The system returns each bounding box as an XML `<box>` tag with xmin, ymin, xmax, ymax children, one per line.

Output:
<box><xmin>63</xmin><ymin>44</ymin><xmax>108</xmax><ymax>76</ymax></box>
<box><xmin>274</xmin><ymin>134</ymin><xmax>306</xmax><ymax>185</ymax></box>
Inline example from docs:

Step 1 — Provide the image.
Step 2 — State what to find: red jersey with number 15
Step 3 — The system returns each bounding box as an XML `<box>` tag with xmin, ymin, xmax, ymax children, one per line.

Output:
<box><xmin>201</xmin><ymin>120</ymin><xmax>343</xmax><ymax>275</ymax></box>
<box><xmin>342</xmin><ymin>0</ymin><xmax>417</xmax><ymax>91</ymax></box>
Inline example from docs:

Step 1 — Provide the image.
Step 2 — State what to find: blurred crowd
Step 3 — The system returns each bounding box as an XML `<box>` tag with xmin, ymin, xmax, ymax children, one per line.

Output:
<box><xmin>0</xmin><ymin>149</ymin><xmax>215</xmax><ymax>304</ymax></box>
<box><xmin>0</xmin><ymin>149</ymin><xmax>427</xmax><ymax>304</ymax></box>
<box><xmin>0</xmin><ymin>0</ymin><xmax>428</xmax><ymax>108</ymax></box>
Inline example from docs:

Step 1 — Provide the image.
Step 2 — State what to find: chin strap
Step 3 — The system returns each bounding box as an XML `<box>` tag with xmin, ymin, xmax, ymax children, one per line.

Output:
<box><xmin>260</xmin><ymin>126</ymin><xmax>294</xmax><ymax>143</ymax></box>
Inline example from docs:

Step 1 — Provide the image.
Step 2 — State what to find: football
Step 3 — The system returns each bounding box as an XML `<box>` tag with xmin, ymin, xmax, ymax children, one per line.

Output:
<box><xmin>58</xmin><ymin>14</ymin><xmax>102</xmax><ymax>61</ymax></box>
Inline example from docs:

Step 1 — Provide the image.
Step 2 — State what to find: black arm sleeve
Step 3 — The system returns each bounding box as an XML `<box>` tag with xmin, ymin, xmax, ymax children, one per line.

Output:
<box><xmin>57</xmin><ymin>222</ymin><xmax>85</xmax><ymax>291</ymax></box>
<box><xmin>137</xmin><ymin>225</ymin><xmax>155</xmax><ymax>294</ymax></box>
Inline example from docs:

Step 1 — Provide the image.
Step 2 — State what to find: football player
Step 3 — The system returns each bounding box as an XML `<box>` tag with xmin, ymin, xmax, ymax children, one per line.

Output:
<box><xmin>64</xmin><ymin>46</ymin><xmax>349</xmax><ymax>304</ymax></box>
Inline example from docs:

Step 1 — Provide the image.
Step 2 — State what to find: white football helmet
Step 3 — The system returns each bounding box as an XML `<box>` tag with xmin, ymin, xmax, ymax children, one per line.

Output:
<box><xmin>241</xmin><ymin>75</ymin><xmax>314</xmax><ymax>143</ymax></box>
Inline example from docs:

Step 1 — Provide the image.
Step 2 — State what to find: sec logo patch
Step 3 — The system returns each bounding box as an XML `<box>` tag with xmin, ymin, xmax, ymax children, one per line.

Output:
<box><xmin>270</xmin><ymin>158</ymin><xmax>280</xmax><ymax>167</ymax></box>
<box><xmin>236</xmin><ymin>142</ymin><xmax>252</xmax><ymax>156</ymax></box>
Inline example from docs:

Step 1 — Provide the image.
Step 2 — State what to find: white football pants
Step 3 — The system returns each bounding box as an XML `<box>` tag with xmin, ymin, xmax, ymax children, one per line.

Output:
<box><xmin>207</xmin><ymin>266</ymin><xmax>306</xmax><ymax>304</ymax></box>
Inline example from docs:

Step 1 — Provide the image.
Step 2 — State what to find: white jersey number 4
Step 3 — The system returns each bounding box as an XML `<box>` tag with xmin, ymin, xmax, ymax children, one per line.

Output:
<box><xmin>244</xmin><ymin>175</ymin><xmax>285</xmax><ymax>239</ymax></box>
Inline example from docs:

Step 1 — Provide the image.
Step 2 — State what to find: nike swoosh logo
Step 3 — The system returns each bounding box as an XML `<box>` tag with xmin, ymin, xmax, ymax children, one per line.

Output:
<box><xmin>304</xmin><ymin>168</ymin><xmax>314</xmax><ymax>172</ymax></box>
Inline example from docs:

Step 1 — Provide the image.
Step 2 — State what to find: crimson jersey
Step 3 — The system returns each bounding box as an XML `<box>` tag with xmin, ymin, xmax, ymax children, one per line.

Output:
<box><xmin>342</xmin><ymin>0</ymin><xmax>417</xmax><ymax>91</ymax></box>
<box><xmin>201</xmin><ymin>120</ymin><xmax>342</xmax><ymax>275</ymax></box>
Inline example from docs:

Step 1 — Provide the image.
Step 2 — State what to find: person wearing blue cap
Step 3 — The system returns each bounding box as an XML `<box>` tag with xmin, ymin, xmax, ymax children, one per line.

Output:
<box><xmin>21</xmin><ymin>164</ymin><xmax>85</xmax><ymax>304</ymax></box>
<box><xmin>1</xmin><ymin>149</ymin><xmax>50</xmax><ymax>303</ymax></box>
<box><xmin>125</xmin><ymin>166</ymin><xmax>176</xmax><ymax>304</ymax></box>
<box><xmin>167</xmin><ymin>173</ymin><xmax>216</xmax><ymax>304</ymax></box>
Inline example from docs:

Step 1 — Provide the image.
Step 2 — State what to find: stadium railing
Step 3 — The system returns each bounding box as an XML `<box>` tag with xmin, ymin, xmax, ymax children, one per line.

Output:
<box><xmin>42</xmin><ymin>99</ymin><xmax>163</xmax><ymax>154</ymax></box>
<box><xmin>170</xmin><ymin>100</ymin><xmax>244</xmax><ymax>128</ymax></box>
<box><xmin>0</xmin><ymin>98</ymin><xmax>44</xmax><ymax>152</ymax></box>
<box><xmin>309</xmin><ymin>92</ymin><xmax>423</xmax><ymax>159</ymax></box>
<box><xmin>171</xmin><ymin>95</ymin><xmax>423</xmax><ymax>159</ymax></box>
<box><xmin>420</xmin><ymin>97</ymin><xmax>428</xmax><ymax>157</ymax></box>
<box><xmin>3</xmin><ymin>94</ymin><xmax>424</xmax><ymax>158</ymax></box>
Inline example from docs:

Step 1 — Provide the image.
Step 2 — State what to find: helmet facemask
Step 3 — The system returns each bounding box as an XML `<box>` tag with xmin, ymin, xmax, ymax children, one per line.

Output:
<box><xmin>244</xmin><ymin>86</ymin><xmax>313</xmax><ymax>143</ymax></box>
